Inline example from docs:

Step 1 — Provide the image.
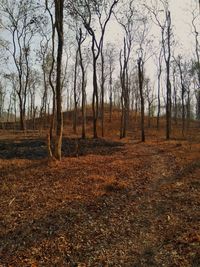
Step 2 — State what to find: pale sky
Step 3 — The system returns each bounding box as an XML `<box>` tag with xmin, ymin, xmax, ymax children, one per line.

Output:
<box><xmin>104</xmin><ymin>0</ymin><xmax>199</xmax><ymax>55</ymax></box>
<box><xmin>0</xmin><ymin>0</ymin><xmax>200</xmax><ymax>108</ymax></box>
<box><xmin>100</xmin><ymin>0</ymin><xmax>199</xmax><ymax>88</ymax></box>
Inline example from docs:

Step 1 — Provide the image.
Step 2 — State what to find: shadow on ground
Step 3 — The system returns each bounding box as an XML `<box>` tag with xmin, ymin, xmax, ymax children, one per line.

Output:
<box><xmin>0</xmin><ymin>137</ymin><xmax>124</xmax><ymax>160</ymax></box>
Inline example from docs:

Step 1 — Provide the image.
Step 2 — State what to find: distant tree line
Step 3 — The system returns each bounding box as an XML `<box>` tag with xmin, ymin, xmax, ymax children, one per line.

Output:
<box><xmin>0</xmin><ymin>0</ymin><xmax>199</xmax><ymax>159</ymax></box>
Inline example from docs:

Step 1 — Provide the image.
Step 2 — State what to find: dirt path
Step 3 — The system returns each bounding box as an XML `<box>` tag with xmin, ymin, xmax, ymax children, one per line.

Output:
<box><xmin>0</xmin><ymin>139</ymin><xmax>199</xmax><ymax>266</ymax></box>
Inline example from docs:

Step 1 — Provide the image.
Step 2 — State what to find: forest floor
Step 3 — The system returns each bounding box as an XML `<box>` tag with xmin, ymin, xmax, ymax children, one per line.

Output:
<box><xmin>0</xmin><ymin>119</ymin><xmax>200</xmax><ymax>266</ymax></box>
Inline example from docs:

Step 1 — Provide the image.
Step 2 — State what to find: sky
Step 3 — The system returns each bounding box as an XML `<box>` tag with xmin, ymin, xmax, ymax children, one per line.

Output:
<box><xmin>104</xmin><ymin>0</ymin><xmax>199</xmax><ymax>54</ymax></box>
<box><xmin>169</xmin><ymin>0</ymin><xmax>197</xmax><ymax>54</ymax></box>
<box><xmin>65</xmin><ymin>0</ymin><xmax>200</xmax><ymax>106</ymax></box>
<box><xmin>0</xmin><ymin>0</ymin><xmax>200</xmax><ymax>110</ymax></box>
<box><xmin>99</xmin><ymin>0</ymin><xmax>200</xmax><ymax>91</ymax></box>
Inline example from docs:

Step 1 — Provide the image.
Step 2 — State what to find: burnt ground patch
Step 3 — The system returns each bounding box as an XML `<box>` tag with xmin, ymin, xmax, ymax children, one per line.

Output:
<box><xmin>62</xmin><ymin>137</ymin><xmax>124</xmax><ymax>157</ymax></box>
<box><xmin>0</xmin><ymin>137</ymin><xmax>124</xmax><ymax>160</ymax></box>
<box><xmin>0</xmin><ymin>137</ymin><xmax>199</xmax><ymax>266</ymax></box>
<box><xmin>0</xmin><ymin>139</ymin><xmax>46</xmax><ymax>160</ymax></box>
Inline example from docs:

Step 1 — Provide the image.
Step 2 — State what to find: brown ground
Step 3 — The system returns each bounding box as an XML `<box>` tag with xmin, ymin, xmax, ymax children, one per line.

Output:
<box><xmin>0</xmin><ymin>114</ymin><xmax>200</xmax><ymax>267</ymax></box>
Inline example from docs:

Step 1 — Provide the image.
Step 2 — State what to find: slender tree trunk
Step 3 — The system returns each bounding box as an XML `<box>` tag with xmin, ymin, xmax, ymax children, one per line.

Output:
<box><xmin>101</xmin><ymin>50</ymin><xmax>105</xmax><ymax>137</ymax></box>
<box><xmin>92</xmin><ymin>38</ymin><xmax>98</xmax><ymax>139</ymax></box>
<box><xmin>19</xmin><ymin>95</ymin><xmax>25</xmax><ymax>131</ymax></box>
<box><xmin>77</xmin><ymin>28</ymin><xmax>87</xmax><ymax>139</ymax></box>
<box><xmin>148</xmin><ymin>102</ymin><xmax>151</xmax><ymax>128</ymax></box>
<box><xmin>181</xmin><ymin>89</ymin><xmax>185</xmax><ymax>135</ymax></box>
<box><xmin>119</xmin><ymin>50</ymin><xmax>125</xmax><ymax>139</ymax></box>
<box><xmin>46</xmin><ymin>0</ymin><xmax>56</xmax><ymax>147</ymax></box>
<box><xmin>81</xmin><ymin>86</ymin><xmax>86</xmax><ymax>139</ymax></box>
<box><xmin>138</xmin><ymin>58</ymin><xmax>145</xmax><ymax>142</ymax></box>
<box><xmin>119</xmin><ymin>42</ymin><xmax>128</xmax><ymax>139</ymax></box>
<box><xmin>54</xmin><ymin>0</ymin><xmax>64</xmax><ymax>160</ymax></box>
<box><xmin>50</xmin><ymin>93</ymin><xmax>56</xmax><ymax>139</ymax></box>
<box><xmin>172</xmin><ymin>69</ymin><xmax>178</xmax><ymax>125</ymax></box>
<box><xmin>166</xmin><ymin>67</ymin><xmax>171</xmax><ymax>140</ymax></box>
<box><xmin>178</xmin><ymin>60</ymin><xmax>185</xmax><ymax>136</ymax></box>
<box><xmin>120</xmin><ymin>94</ymin><xmax>125</xmax><ymax>139</ymax></box>
<box><xmin>123</xmin><ymin>67</ymin><xmax>129</xmax><ymax>138</ymax></box>
<box><xmin>73</xmin><ymin>50</ymin><xmax>78</xmax><ymax>134</ymax></box>
<box><xmin>197</xmin><ymin>91</ymin><xmax>200</xmax><ymax>120</ymax></box>
<box><xmin>165</xmin><ymin>11</ymin><xmax>172</xmax><ymax>140</ymax></box>
<box><xmin>157</xmin><ymin>53</ymin><xmax>162</xmax><ymax>129</ymax></box>
<box><xmin>33</xmin><ymin>107</ymin><xmax>37</xmax><ymax>130</ymax></box>
<box><xmin>186</xmin><ymin>91</ymin><xmax>190</xmax><ymax>130</ymax></box>
<box><xmin>40</xmin><ymin>68</ymin><xmax>48</xmax><ymax>128</ymax></box>
<box><xmin>109</xmin><ymin>63</ymin><xmax>113</xmax><ymax>123</ymax></box>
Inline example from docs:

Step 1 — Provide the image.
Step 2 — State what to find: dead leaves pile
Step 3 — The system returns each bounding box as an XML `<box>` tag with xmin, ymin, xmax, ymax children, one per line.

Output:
<box><xmin>0</xmin><ymin>138</ymin><xmax>200</xmax><ymax>266</ymax></box>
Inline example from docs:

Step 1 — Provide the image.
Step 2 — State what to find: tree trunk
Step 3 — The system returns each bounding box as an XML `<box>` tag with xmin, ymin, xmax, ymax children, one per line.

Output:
<box><xmin>54</xmin><ymin>0</ymin><xmax>64</xmax><ymax>160</ymax></box>
<box><xmin>157</xmin><ymin>57</ymin><xmax>162</xmax><ymax>129</ymax></box>
<box><xmin>73</xmin><ymin>50</ymin><xmax>78</xmax><ymax>134</ymax></box>
<box><xmin>165</xmin><ymin>11</ymin><xmax>172</xmax><ymax>140</ymax></box>
<box><xmin>109</xmin><ymin>63</ymin><xmax>113</xmax><ymax>123</ymax></box>
<box><xmin>166</xmin><ymin>67</ymin><xmax>171</xmax><ymax>140</ymax></box>
<box><xmin>77</xmin><ymin>28</ymin><xmax>87</xmax><ymax>139</ymax></box>
<box><xmin>50</xmin><ymin>92</ymin><xmax>55</xmax><ymax>139</ymax></box>
<box><xmin>19</xmin><ymin>96</ymin><xmax>25</xmax><ymax>131</ymax></box>
<box><xmin>101</xmin><ymin>50</ymin><xmax>105</xmax><ymax>137</ymax></box>
<box><xmin>186</xmin><ymin>91</ymin><xmax>190</xmax><ymax>130</ymax></box>
<box><xmin>178</xmin><ymin>60</ymin><xmax>185</xmax><ymax>136</ymax></box>
<box><xmin>138</xmin><ymin>58</ymin><xmax>145</xmax><ymax>142</ymax></box>
<box><xmin>92</xmin><ymin>38</ymin><xmax>98</xmax><ymax>139</ymax></box>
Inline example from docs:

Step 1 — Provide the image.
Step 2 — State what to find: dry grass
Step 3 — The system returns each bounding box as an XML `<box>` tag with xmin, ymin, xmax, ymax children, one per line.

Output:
<box><xmin>0</xmin><ymin>112</ymin><xmax>200</xmax><ymax>266</ymax></box>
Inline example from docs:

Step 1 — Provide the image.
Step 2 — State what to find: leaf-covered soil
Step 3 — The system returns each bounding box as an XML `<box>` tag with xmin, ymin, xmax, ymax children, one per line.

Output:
<box><xmin>0</xmin><ymin>131</ymin><xmax>200</xmax><ymax>266</ymax></box>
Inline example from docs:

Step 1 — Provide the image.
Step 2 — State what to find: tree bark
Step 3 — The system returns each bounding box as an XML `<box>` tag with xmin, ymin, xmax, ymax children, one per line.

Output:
<box><xmin>101</xmin><ymin>49</ymin><xmax>105</xmax><ymax>137</ymax></box>
<box><xmin>73</xmin><ymin>50</ymin><xmax>79</xmax><ymax>134</ymax></box>
<box><xmin>138</xmin><ymin>57</ymin><xmax>145</xmax><ymax>142</ymax></box>
<box><xmin>54</xmin><ymin>0</ymin><xmax>64</xmax><ymax>160</ymax></box>
<box><xmin>92</xmin><ymin>38</ymin><xmax>98</xmax><ymax>139</ymax></box>
<box><xmin>77</xmin><ymin>28</ymin><xmax>87</xmax><ymax>139</ymax></box>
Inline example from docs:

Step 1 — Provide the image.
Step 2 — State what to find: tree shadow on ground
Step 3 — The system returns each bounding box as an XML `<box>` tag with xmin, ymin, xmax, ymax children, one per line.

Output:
<box><xmin>0</xmin><ymin>188</ymin><xmax>148</xmax><ymax>266</ymax></box>
<box><xmin>0</xmin><ymin>137</ymin><xmax>124</xmax><ymax>160</ymax></box>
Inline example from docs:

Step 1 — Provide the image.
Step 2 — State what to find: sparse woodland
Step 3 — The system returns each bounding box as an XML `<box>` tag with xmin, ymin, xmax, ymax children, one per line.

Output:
<box><xmin>0</xmin><ymin>0</ymin><xmax>200</xmax><ymax>266</ymax></box>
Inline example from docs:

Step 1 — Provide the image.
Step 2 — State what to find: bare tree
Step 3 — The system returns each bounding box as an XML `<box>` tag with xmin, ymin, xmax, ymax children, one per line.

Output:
<box><xmin>147</xmin><ymin>2</ymin><xmax>173</xmax><ymax>139</ymax></box>
<box><xmin>135</xmin><ymin>12</ymin><xmax>153</xmax><ymax>142</ymax></box>
<box><xmin>0</xmin><ymin>0</ymin><xmax>41</xmax><ymax>131</ymax></box>
<box><xmin>67</xmin><ymin>0</ymin><xmax>119</xmax><ymax>138</ymax></box>
<box><xmin>116</xmin><ymin>0</ymin><xmax>136</xmax><ymax>138</ymax></box>
<box><xmin>191</xmin><ymin>9</ymin><xmax>200</xmax><ymax>119</ymax></box>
